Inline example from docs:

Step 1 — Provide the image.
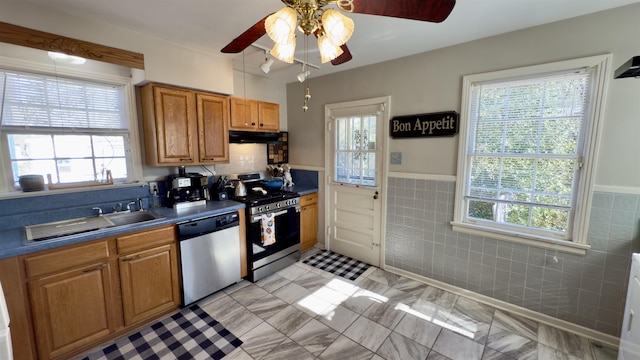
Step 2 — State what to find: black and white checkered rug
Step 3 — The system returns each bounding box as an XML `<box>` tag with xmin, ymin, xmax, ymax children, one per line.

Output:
<box><xmin>303</xmin><ymin>250</ymin><xmax>371</xmax><ymax>281</ymax></box>
<box><xmin>81</xmin><ymin>304</ymin><xmax>242</xmax><ymax>360</ymax></box>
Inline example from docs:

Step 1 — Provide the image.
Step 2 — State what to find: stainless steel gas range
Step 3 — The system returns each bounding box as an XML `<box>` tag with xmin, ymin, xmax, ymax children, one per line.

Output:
<box><xmin>230</xmin><ymin>173</ymin><xmax>301</xmax><ymax>282</ymax></box>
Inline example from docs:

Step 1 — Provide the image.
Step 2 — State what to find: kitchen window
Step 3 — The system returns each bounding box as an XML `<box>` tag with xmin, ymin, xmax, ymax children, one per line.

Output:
<box><xmin>452</xmin><ymin>55</ymin><xmax>611</xmax><ymax>254</ymax></box>
<box><xmin>0</xmin><ymin>68</ymin><xmax>140</xmax><ymax>193</ymax></box>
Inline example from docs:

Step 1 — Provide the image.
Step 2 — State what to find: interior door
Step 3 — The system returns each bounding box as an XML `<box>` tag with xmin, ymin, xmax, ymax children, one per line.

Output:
<box><xmin>325</xmin><ymin>97</ymin><xmax>389</xmax><ymax>266</ymax></box>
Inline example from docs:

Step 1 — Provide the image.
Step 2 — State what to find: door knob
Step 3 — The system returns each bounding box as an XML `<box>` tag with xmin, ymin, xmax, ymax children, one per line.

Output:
<box><xmin>373</xmin><ymin>191</ymin><xmax>379</xmax><ymax>200</ymax></box>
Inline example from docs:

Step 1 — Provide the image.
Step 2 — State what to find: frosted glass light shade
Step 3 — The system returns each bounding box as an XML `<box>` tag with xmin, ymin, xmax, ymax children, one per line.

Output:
<box><xmin>270</xmin><ymin>38</ymin><xmax>296</xmax><ymax>63</ymax></box>
<box><xmin>321</xmin><ymin>9</ymin><xmax>354</xmax><ymax>46</ymax></box>
<box><xmin>265</xmin><ymin>7</ymin><xmax>297</xmax><ymax>45</ymax></box>
<box><xmin>47</xmin><ymin>51</ymin><xmax>86</xmax><ymax>65</ymax></box>
<box><xmin>318</xmin><ymin>34</ymin><xmax>344</xmax><ymax>63</ymax></box>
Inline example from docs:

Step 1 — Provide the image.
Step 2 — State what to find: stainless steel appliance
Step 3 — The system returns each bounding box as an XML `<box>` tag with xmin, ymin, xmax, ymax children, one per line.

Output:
<box><xmin>177</xmin><ymin>211</ymin><xmax>240</xmax><ymax>305</ymax></box>
<box><xmin>165</xmin><ymin>171</ymin><xmax>209</xmax><ymax>209</ymax></box>
<box><xmin>231</xmin><ymin>172</ymin><xmax>300</xmax><ymax>282</ymax></box>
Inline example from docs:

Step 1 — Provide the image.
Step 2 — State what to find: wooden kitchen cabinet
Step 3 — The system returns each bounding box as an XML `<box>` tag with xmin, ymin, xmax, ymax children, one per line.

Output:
<box><xmin>25</xmin><ymin>241</ymin><xmax>116</xmax><ymax>360</ymax></box>
<box><xmin>197</xmin><ymin>93</ymin><xmax>230</xmax><ymax>162</ymax></box>
<box><xmin>229</xmin><ymin>97</ymin><xmax>258</xmax><ymax>130</ymax></box>
<box><xmin>257</xmin><ymin>101</ymin><xmax>280</xmax><ymax>131</ymax></box>
<box><xmin>117</xmin><ymin>225</ymin><xmax>180</xmax><ymax>326</ymax></box>
<box><xmin>229</xmin><ymin>97</ymin><xmax>280</xmax><ymax>132</ymax></box>
<box><xmin>300</xmin><ymin>192</ymin><xmax>319</xmax><ymax>252</ymax></box>
<box><xmin>140</xmin><ymin>83</ymin><xmax>229</xmax><ymax>166</ymax></box>
<box><xmin>15</xmin><ymin>224</ymin><xmax>181</xmax><ymax>360</ymax></box>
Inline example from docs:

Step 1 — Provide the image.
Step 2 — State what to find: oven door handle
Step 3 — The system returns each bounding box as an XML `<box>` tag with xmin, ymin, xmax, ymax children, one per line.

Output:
<box><xmin>251</xmin><ymin>208</ymin><xmax>297</xmax><ymax>223</ymax></box>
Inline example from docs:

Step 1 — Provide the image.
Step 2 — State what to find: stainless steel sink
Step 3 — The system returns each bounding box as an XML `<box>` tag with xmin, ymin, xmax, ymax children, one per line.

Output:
<box><xmin>103</xmin><ymin>211</ymin><xmax>158</xmax><ymax>226</ymax></box>
<box><xmin>25</xmin><ymin>210</ymin><xmax>162</xmax><ymax>242</ymax></box>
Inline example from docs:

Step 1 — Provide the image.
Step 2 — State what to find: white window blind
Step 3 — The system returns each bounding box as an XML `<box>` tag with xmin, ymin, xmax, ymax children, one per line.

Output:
<box><xmin>0</xmin><ymin>70</ymin><xmax>126</xmax><ymax>129</ymax></box>
<box><xmin>463</xmin><ymin>69</ymin><xmax>593</xmax><ymax>239</ymax></box>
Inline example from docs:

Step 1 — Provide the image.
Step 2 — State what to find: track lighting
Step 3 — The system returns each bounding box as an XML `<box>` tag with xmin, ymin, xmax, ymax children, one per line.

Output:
<box><xmin>297</xmin><ymin>69</ymin><xmax>310</xmax><ymax>82</ymax></box>
<box><xmin>259</xmin><ymin>51</ymin><xmax>274</xmax><ymax>74</ymax></box>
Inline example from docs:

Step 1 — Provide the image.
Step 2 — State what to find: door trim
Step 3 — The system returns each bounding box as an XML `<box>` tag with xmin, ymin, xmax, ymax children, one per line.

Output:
<box><xmin>324</xmin><ymin>96</ymin><xmax>391</xmax><ymax>268</ymax></box>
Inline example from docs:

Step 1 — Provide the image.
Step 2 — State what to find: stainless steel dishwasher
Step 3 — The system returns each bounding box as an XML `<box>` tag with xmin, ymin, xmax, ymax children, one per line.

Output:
<box><xmin>177</xmin><ymin>211</ymin><xmax>240</xmax><ymax>305</ymax></box>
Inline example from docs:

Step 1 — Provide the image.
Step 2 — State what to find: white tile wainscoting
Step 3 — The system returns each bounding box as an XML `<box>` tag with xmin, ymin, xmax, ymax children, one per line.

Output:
<box><xmin>385</xmin><ymin>177</ymin><xmax>640</xmax><ymax>340</ymax></box>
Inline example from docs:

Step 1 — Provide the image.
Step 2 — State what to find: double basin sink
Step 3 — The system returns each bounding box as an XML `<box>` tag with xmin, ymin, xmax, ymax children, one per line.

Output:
<box><xmin>25</xmin><ymin>211</ymin><xmax>162</xmax><ymax>243</ymax></box>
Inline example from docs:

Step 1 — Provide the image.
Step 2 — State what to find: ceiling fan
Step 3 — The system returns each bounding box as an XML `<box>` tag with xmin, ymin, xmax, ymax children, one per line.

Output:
<box><xmin>221</xmin><ymin>0</ymin><xmax>457</xmax><ymax>66</ymax></box>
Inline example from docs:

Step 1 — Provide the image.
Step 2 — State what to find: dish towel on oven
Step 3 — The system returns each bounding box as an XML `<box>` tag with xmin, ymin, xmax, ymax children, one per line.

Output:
<box><xmin>261</xmin><ymin>213</ymin><xmax>276</xmax><ymax>246</ymax></box>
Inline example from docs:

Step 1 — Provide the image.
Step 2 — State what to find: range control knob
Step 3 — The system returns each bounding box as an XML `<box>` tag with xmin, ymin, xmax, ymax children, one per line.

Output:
<box><xmin>276</xmin><ymin>203</ymin><xmax>281</xmax><ymax>208</ymax></box>
<box><xmin>265</xmin><ymin>205</ymin><xmax>270</xmax><ymax>211</ymax></box>
<box><xmin>257</xmin><ymin>207</ymin><xmax>263</xmax><ymax>213</ymax></box>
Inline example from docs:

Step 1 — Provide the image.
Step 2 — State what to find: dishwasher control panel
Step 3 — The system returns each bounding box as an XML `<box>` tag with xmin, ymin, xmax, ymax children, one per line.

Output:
<box><xmin>177</xmin><ymin>211</ymin><xmax>239</xmax><ymax>240</ymax></box>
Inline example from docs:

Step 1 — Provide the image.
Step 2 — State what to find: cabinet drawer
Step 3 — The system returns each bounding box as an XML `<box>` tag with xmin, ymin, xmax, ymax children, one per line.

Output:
<box><xmin>300</xmin><ymin>192</ymin><xmax>318</xmax><ymax>206</ymax></box>
<box><xmin>117</xmin><ymin>225</ymin><xmax>176</xmax><ymax>255</ymax></box>
<box><xmin>25</xmin><ymin>241</ymin><xmax>109</xmax><ymax>278</ymax></box>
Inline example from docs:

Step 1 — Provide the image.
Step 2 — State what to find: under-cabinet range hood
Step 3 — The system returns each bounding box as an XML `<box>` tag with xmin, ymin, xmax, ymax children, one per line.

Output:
<box><xmin>228</xmin><ymin>131</ymin><xmax>280</xmax><ymax>144</ymax></box>
<box><xmin>614</xmin><ymin>56</ymin><xmax>640</xmax><ymax>79</ymax></box>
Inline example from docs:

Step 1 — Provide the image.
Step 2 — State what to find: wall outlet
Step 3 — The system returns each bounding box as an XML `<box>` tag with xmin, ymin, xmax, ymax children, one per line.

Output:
<box><xmin>148</xmin><ymin>181</ymin><xmax>158</xmax><ymax>194</ymax></box>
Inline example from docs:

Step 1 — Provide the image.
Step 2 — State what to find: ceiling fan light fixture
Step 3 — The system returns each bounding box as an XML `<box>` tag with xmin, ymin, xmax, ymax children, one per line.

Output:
<box><xmin>47</xmin><ymin>51</ymin><xmax>86</xmax><ymax>65</ymax></box>
<box><xmin>317</xmin><ymin>34</ymin><xmax>344</xmax><ymax>63</ymax></box>
<box><xmin>265</xmin><ymin>7</ymin><xmax>297</xmax><ymax>44</ymax></box>
<box><xmin>270</xmin><ymin>38</ymin><xmax>296</xmax><ymax>63</ymax></box>
<box><xmin>321</xmin><ymin>9</ymin><xmax>354</xmax><ymax>46</ymax></box>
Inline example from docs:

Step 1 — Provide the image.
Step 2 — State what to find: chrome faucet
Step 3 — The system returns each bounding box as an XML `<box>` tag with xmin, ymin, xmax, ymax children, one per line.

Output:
<box><xmin>92</xmin><ymin>207</ymin><xmax>103</xmax><ymax>216</ymax></box>
<box><xmin>112</xmin><ymin>202</ymin><xmax>123</xmax><ymax>212</ymax></box>
<box><xmin>125</xmin><ymin>201</ymin><xmax>137</xmax><ymax>212</ymax></box>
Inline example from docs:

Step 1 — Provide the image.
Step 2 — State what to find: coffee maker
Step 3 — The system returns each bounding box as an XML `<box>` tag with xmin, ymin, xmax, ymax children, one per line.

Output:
<box><xmin>165</xmin><ymin>167</ymin><xmax>209</xmax><ymax>208</ymax></box>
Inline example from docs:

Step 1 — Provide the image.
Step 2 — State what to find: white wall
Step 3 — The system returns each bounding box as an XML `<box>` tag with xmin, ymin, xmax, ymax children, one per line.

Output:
<box><xmin>0</xmin><ymin>0</ymin><xmax>234</xmax><ymax>95</ymax></box>
<box><xmin>287</xmin><ymin>3</ymin><xmax>640</xmax><ymax>189</ymax></box>
<box><xmin>0</xmin><ymin>0</ymin><xmax>290</xmax><ymax>181</ymax></box>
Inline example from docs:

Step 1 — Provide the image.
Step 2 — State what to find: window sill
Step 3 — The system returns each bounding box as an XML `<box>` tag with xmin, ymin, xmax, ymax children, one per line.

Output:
<box><xmin>450</xmin><ymin>221</ymin><xmax>589</xmax><ymax>256</ymax></box>
<box><xmin>0</xmin><ymin>181</ymin><xmax>145</xmax><ymax>200</ymax></box>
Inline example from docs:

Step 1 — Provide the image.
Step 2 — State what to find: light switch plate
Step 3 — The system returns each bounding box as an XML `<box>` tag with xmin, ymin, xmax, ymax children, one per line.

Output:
<box><xmin>390</xmin><ymin>152</ymin><xmax>402</xmax><ymax>165</ymax></box>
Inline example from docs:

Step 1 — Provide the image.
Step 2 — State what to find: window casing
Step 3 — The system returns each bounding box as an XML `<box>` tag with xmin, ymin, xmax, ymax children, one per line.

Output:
<box><xmin>453</xmin><ymin>55</ymin><xmax>611</xmax><ymax>254</ymax></box>
<box><xmin>0</xmin><ymin>66</ymin><xmax>140</xmax><ymax>193</ymax></box>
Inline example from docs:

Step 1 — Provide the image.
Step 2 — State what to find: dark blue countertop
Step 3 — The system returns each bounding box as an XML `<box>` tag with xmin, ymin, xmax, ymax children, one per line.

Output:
<box><xmin>0</xmin><ymin>200</ymin><xmax>245</xmax><ymax>259</ymax></box>
<box><xmin>284</xmin><ymin>185</ymin><xmax>318</xmax><ymax>196</ymax></box>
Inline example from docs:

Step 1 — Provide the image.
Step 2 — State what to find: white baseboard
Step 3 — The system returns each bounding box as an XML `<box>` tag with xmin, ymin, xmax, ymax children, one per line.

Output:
<box><xmin>384</xmin><ymin>265</ymin><xmax>620</xmax><ymax>348</ymax></box>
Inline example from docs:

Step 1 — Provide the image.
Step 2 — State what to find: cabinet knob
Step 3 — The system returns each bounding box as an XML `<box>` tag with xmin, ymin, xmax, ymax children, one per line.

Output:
<box><xmin>259</xmin><ymin>123</ymin><xmax>264</xmax><ymax>127</ymax></box>
<box><xmin>251</xmin><ymin>122</ymin><xmax>256</xmax><ymax>126</ymax></box>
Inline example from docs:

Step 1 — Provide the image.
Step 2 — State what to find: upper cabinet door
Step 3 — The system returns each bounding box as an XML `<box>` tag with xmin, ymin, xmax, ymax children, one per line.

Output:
<box><xmin>229</xmin><ymin>97</ymin><xmax>258</xmax><ymax>130</ymax></box>
<box><xmin>258</xmin><ymin>101</ymin><xmax>280</xmax><ymax>132</ymax></box>
<box><xmin>197</xmin><ymin>93</ymin><xmax>230</xmax><ymax>163</ymax></box>
<box><xmin>151</xmin><ymin>86</ymin><xmax>197</xmax><ymax>164</ymax></box>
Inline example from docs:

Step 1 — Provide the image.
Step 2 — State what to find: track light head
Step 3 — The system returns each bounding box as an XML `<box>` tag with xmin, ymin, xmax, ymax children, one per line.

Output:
<box><xmin>259</xmin><ymin>51</ymin><xmax>274</xmax><ymax>74</ymax></box>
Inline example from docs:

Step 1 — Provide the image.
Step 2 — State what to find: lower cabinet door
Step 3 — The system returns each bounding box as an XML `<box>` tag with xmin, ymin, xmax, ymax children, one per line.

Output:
<box><xmin>300</xmin><ymin>202</ymin><xmax>319</xmax><ymax>252</ymax></box>
<box><xmin>29</xmin><ymin>262</ymin><xmax>114</xmax><ymax>360</ymax></box>
<box><xmin>119</xmin><ymin>244</ymin><xmax>180</xmax><ymax>326</ymax></box>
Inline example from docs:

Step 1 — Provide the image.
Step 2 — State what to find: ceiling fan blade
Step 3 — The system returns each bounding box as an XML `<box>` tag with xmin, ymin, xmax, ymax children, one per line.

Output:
<box><xmin>351</xmin><ymin>0</ymin><xmax>456</xmax><ymax>23</ymax></box>
<box><xmin>221</xmin><ymin>15</ymin><xmax>269</xmax><ymax>53</ymax></box>
<box><xmin>331</xmin><ymin>44</ymin><xmax>352</xmax><ymax>65</ymax></box>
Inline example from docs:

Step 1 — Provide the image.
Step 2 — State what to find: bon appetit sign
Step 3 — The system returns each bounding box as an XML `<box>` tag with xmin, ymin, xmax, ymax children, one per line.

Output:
<box><xmin>390</xmin><ymin>111</ymin><xmax>459</xmax><ymax>138</ymax></box>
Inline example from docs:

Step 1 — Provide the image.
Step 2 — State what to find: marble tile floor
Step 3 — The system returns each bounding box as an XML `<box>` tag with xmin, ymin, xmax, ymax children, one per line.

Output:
<box><xmin>196</xmin><ymin>248</ymin><xmax>619</xmax><ymax>360</ymax></box>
